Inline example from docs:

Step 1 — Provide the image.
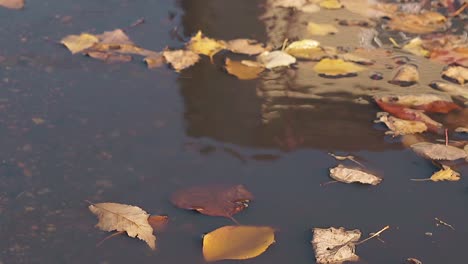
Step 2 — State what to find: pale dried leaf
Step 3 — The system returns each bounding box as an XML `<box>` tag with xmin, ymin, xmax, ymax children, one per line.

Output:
<box><xmin>389</xmin><ymin>64</ymin><xmax>419</xmax><ymax>86</ymax></box>
<box><xmin>403</xmin><ymin>38</ymin><xmax>430</xmax><ymax>57</ymax></box>
<box><xmin>410</xmin><ymin>142</ymin><xmax>467</xmax><ymax>161</ymax></box>
<box><xmin>319</xmin><ymin>0</ymin><xmax>342</xmax><ymax>9</ymax></box>
<box><xmin>430</xmin><ymin>81</ymin><xmax>468</xmax><ymax>102</ymax></box>
<box><xmin>430</xmin><ymin>166</ymin><xmax>460</xmax><ymax>182</ymax></box>
<box><xmin>329</xmin><ymin>165</ymin><xmax>382</xmax><ymax>185</ymax></box>
<box><xmin>442</xmin><ymin>65</ymin><xmax>468</xmax><ymax>85</ymax></box>
<box><xmin>387</xmin><ymin>12</ymin><xmax>447</xmax><ymax>34</ymax></box>
<box><xmin>226</xmin><ymin>39</ymin><xmax>268</xmax><ymax>55</ymax></box>
<box><xmin>257</xmin><ymin>51</ymin><xmax>296</xmax><ymax>69</ymax></box>
<box><xmin>61</xmin><ymin>33</ymin><xmax>99</xmax><ymax>54</ymax></box>
<box><xmin>375</xmin><ymin>112</ymin><xmax>427</xmax><ymax>136</ymax></box>
<box><xmin>163</xmin><ymin>50</ymin><xmax>200</xmax><ymax>72</ymax></box>
<box><xmin>272</xmin><ymin>0</ymin><xmax>307</xmax><ymax>8</ymax></box>
<box><xmin>97</xmin><ymin>29</ymin><xmax>133</xmax><ymax>45</ymax></box>
<box><xmin>89</xmin><ymin>202</ymin><xmax>156</xmax><ymax>250</ymax></box>
<box><xmin>144</xmin><ymin>53</ymin><xmax>165</xmax><ymax>69</ymax></box>
<box><xmin>312</xmin><ymin>227</ymin><xmax>361</xmax><ymax>264</ymax></box>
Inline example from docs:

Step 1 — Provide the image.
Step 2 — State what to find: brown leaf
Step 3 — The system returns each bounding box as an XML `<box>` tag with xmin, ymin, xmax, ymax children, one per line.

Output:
<box><xmin>0</xmin><ymin>0</ymin><xmax>24</xmax><ymax>9</ymax></box>
<box><xmin>375</xmin><ymin>112</ymin><xmax>427</xmax><ymax>136</ymax></box>
<box><xmin>329</xmin><ymin>165</ymin><xmax>382</xmax><ymax>185</ymax></box>
<box><xmin>375</xmin><ymin>94</ymin><xmax>461</xmax><ymax>114</ymax></box>
<box><xmin>312</xmin><ymin>227</ymin><xmax>361</xmax><ymax>264</ymax></box>
<box><xmin>170</xmin><ymin>184</ymin><xmax>253</xmax><ymax>219</ymax></box>
<box><xmin>226</xmin><ymin>39</ymin><xmax>269</xmax><ymax>55</ymax></box>
<box><xmin>162</xmin><ymin>50</ymin><xmax>200</xmax><ymax>72</ymax></box>
<box><xmin>387</xmin><ymin>12</ymin><xmax>448</xmax><ymax>34</ymax></box>
<box><xmin>147</xmin><ymin>215</ymin><xmax>169</xmax><ymax>232</ymax></box>
<box><xmin>225</xmin><ymin>58</ymin><xmax>264</xmax><ymax>80</ymax></box>
<box><xmin>410</xmin><ymin>142</ymin><xmax>467</xmax><ymax>161</ymax></box>
<box><xmin>144</xmin><ymin>53</ymin><xmax>165</xmax><ymax>69</ymax></box>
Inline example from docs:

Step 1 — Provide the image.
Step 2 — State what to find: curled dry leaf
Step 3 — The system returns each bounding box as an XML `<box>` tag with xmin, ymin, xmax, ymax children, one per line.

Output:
<box><xmin>170</xmin><ymin>184</ymin><xmax>253</xmax><ymax>219</ymax></box>
<box><xmin>375</xmin><ymin>112</ymin><xmax>427</xmax><ymax>136</ymax></box>
<box><xmin>387</xmin><ymin>12</ymin><xmax>448</xmax><ymax>34</ymax></box>
<box><xmin>388</xmin><ymin>64</ymin><xmax>419</xmax><ymax>87</ymax></box>
<box><xmin>312</xmin><ymin>227</ymin><xmax>361</xmax><ymax>264</ymax></box>
<box><xmin>307</xmin><ymin>22</ymin><xmax>339</xmax><ymax>36</ymax></box>
<box><xmin>226</xmin><ymin>39</ymin><xmax>269</xmax><ymax>55</ymax></box>
<box><xmin>162</xmin><ymin>50</ymin><xmax>200</xmax><ymax>72</ymax></box>
<box><xmin>375</xmin><ymin>94</ymin><xmax>461</xmax><ymax>114</ymax></box>
<box><xmin>187</xmin><ymin>31</ymin><xmax>226</xmax><ymax>59</ymax></box>
<box><xmin>410</xmin><ymin>142</ymin><xmax>467</xmax><ymax>161</ymax></box>
<box><xmin>0</xmin><ymin>0</ymin><xmax>24</xmax><ymax>9</ymax></box>
<box><xmin>429</xmin><ymin>81</ymin><xmax>468</xmax><ymax>104</ymax></box>
<box><xmin>329</xmin><ymin>165</ymin><xmax>382</xmax><ymax>185</ymax></box>
<box><xmin>203</xmin><ymin>225</ymin><xmax>275</xmax><ymax>262</ymax></box>
<box><xmin>257</xmin><ymin>51</ymin><xmax>296</xmax><ymax>69</ymax></box>
<box><xmin>225</xmin><ymin>58</ymin><xmax>264</xmax><ymax>80</ymax></box>
<box><xmin>88</xmin><ymin>202</ymin><xmax>156</xmax><ymax>250</ymax></box>
<box><xmin>313</xmin><ymin>58</ymin><xmax>366</xmax><ymax>77</ymax></box>
<box><xmin>442</xmin><ymin>65</ymin><xmax>468</xmax><ymax>85</ymax></box>
<box><xmin>411</xmin><ymin>165</ymin><xmax>460</xmax><ymax>182</ymax></box>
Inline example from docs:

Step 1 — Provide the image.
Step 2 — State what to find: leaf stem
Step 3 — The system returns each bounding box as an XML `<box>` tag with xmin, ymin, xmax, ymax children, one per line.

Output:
<box><xmin>356</xmin><ymin>225</ymin><xmax>390</xmax><ymax>245</ymax></box>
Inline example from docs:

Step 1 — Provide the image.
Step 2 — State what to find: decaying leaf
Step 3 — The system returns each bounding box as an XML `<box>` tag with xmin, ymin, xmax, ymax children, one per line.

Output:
<box><xmin>162</xmin><ymin>50</ymin><xmax>200</xmax><ymax>72</ymax></box>
<box><xmin>225</xmin><ymin>58</ymin><xmax>264</xmax><ymax>80</ymax></box>
<box><xmin>375</xmin><ymin>94</ymin><xmax>461</xmax><ymax>114</ymax></box>
<box><xmin>430</xmin><ymin>47</ymin><xmax>468</xmax><ymax>67</ymax></box>
<box><xmin>203</xmin><ymin>225</ymin><xmax>275</xmax><ymax>262</ymax></box>
<box><xmin>88</xmin><ymin>202</ymin><xmax>156</xmax><ymax>250</ymax></box>
<box><xmin>313</xmin><ymin>58</ymin><xmax>366</xmax><ymax>77</ymax></box>
<box><xmin>226</xmin><ymin>39</ymin><xmax>269</xmax><ymax>55</ymax></box>
<box><xmin>257</xmin><ymin>51</ymin><xmax>296</xmax><ymax>69</ymax></box>
<box><xmin>0</xmin><ymin>0</ymin><xmax>24</xmax><ymax>9</ymax></box>
<box><xmin>442</xmin><ymin>65</ymin><xmax>468</xmax><ymax>85</ymax></box>
<box><xmin>187</xmin><ymin>31</ymin><xmax>226</xmax><ymax>59</ymax></box>
<box><xmin>410</xmin><ymin>142</ymin><xmax>467</xmax><ymax>161</ymax></box>
<box><xmin>375</xmin><ymin>112</ymin><xmax>427</xmax><ymax>136</ymax></box>
<box><xmin>329</xmin><ymin>165</ymin><xmax>382</xmax><ymax>185</ymax></box>
<box><xmin>312</xmin><ymin>227</ymin><xmax>361</xmax><ymax>264</ymax></box>
<box><xmin>170</xmin><ymin>184</ymin><xmax>253</xmax><ymax>219</ymax></box>
<box><xmin>338</xmin><ymin>53</ymin><xmax>374</xmax><ymax>65</ymax></box>
<box><xmin>388</xmin><ymin>64</ymin><xmax>419</xmax><ymax>87</ymax></box>
<box><xmin>429</xmin><ymin>81</ymin><xmax>468</xmax><ymax>104</ymax></box>
<box><xmin>387</xmin><ymin>12</ymin><xmax>448</xmax><ymax>34</ymax></box>
<box><xmin>307</xmin><ymin>22</ymin><xmax>339</xmax><ymax>36</ymax></box>
<box><xmin>411</xmin><ymin>165</ymin><xmax>460</xmax><ymax>182</ymax></box>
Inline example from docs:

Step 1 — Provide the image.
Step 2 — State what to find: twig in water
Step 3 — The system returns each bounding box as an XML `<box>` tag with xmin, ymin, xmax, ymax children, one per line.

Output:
<box><xmin>356</xmin><ymin>225</ymin><xmax>390</xmax><ymax>245</ymax></box>
<box><xmin>328</xmin><ymin>153</ymin><xmax>365</xmax><ymax>167</ymax></box>
<box><xmin>445</xmin><ymin>129</ymin><xmax>448</xmax><ymax>146</ymax></box>
<box><xmin>435</xmin><ymin>217</ymin><xmax>455</xmax><ymax>230</ymax></box>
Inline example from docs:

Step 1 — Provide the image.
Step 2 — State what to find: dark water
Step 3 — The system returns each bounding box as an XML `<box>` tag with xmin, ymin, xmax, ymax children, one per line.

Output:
<box><xmin>1</xmin><ymin>1</ymin><xmax>467</xmax><ymax>264</ymax></box>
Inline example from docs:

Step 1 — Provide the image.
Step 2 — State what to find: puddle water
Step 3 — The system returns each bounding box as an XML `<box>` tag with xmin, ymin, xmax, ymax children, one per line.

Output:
<box><xmin>1</xmin><ymin>0</ymin><xmax>467</xmax><ymax>263</ymax></box>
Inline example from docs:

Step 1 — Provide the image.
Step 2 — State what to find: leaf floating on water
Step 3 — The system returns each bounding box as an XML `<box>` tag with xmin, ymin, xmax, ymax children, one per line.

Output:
<box><xmin>144</xmin><ymin>53</ymin><xmax>165</xmax><ymax>69</ymax></box>
<box><xmin>203</xmin><ymin>225</ymin><xmax>275</xmax><ymax>262</ymax></box>
<box><xmin>272</xmin><ymin>0</ymin><xmax>307</xmax><ymax>8</ymax></box>
<box><xmin>387</xmin><ymin>12</ymin><xmax>448</xmax><ymax>34</ymax></box>
<box><xmin>313</xmin><ymin>58</ymin><xmax>366</xmax><ymax>77</ymax></box>
<box><xmin>147</xmin><ymin>215</ymin><xmax>169</xmax><ymax>232</ymax></box>
<box><xmin>319</xmin><ymin>0</ymin><xmax>342</xmax><ymax>9</ymax></box>
<box><xmin>407</xmin><ymin>258</ymin><xmax>423</xmax><ymax>264</ymax></box>
<box><xmin>375</xmin><ymin>112</ymin><xmax>427</xmax><ymax>136</ymax></box>
<box><xmin>429</xmin><ymin>81</ymin><xmax>468</xmax><ymax>104</ymax></box>
<box><xmin>312</xmin><ymin>227</ymin><xmax>361</xmax><ymax>264</ymax></box>
<box><xmin>388</xmin><ymin>64</ymin><xmax>419</xmax><ymax>87</ymax></box>
<box><xmin>187</xmin><ymin>31</ymin><xmax>226</xmax><ymax>59</ymax></box>
<box><xmin>442</xmin><ymin>65</ymin><xmax>468</xmax><ymax>85</ymax></box>
<box><xmin>257</xmin><ymin>51</ymin><xmax>296</xmax><ymax>69</ymax></box>
<box><xmin>341</xmin><ymin>0</ymin><xmax>398</xmax><ymax>18</ymax></box>
<box><xmin>162</xmin><ymin>50</ymin><xmax>200</xmax><ymax>72</ymax></box>
<box><xmin>411</xmin><ymin>165</ymin><xmax>460</xmax><ymax>182</ymax></box>
<box><xmin>226</xmin><ymin>39</ymin><xmax>269</xmax><ymax>55</ymax></box>
<box><xmin>61</xmin><ymin>33</ymin><xmax>100</xmax><ymax>54</ymax></box>
<box><xmin>225</xmin><ymin>58</ymin><xmax>264</xmax><ymax>80</ymax></box>
<box><xmin>403</xmin><ymin>38</ymin><xmax>430</xmax><ymax>57</ymax></box>
<box><xmin>0</xmin><ymin>0</ymin><xmax>24</xmax><ymax>9</ymax></box>
<box><xmin>170</xmin><ymin>184</ymin><xmax>254</xmax><ymax>219</ymax></box>
<box><xmin>329</xmin><ymin>165</ymin><xmax>382</xmax><ymax>185</ymax></box>
<box><xmin>88</xmin><ymin>202</ymin><xmax>156</xmax><ymax>250</ymax></box>
<box><xmin>307</xmin><ymin>22</ymin><xmax>339</xmax><ymax>36</ymax></box>
<box><xmin>285</xmin><ymin>40</ymin><xmax>331</xmax><ymax>60</ymax></box>
<box><xmin>410</xmin><ymin>142</ymin><xmax>467</xmax><ymax>161</ymax></box>
<box><xmin>375</xmin><ymin>94</ymin><xmax>461</xmax><ymax>114</ymax></box>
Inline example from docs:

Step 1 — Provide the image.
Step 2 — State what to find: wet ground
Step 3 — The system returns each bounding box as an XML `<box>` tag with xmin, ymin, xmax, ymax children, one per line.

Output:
<box><xmin>1</xmin><ymin>0</ymin><xmax>467</xmax><ymax>263</ymax></box>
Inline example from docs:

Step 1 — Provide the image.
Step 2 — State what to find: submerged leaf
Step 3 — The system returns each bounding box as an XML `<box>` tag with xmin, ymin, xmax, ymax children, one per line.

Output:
<box><xmin>410</xmin><ymin>142</ymin><xmax>467</xmax><ymax>161</ymax></box>
<box><xmin>313</xmin><ymin>58</ymin><xmax>366</xmax><ymax>77</ymax></box>
<box><xmin>162</xmin><ymin>50</ymin><xmax>200</xmax><ymax>72</ymax></box>
<box><xmin>429</xmin><ymin>81</ymin><xmax>468</xmax><ymax>103</ymax></box>
<box><xmin>203</xmin><ymin>226</ymin><xmax>275</xmax><ymax>262</ymax></box>
<box><xmin>225</xmin><ymin>58</ymin><xmax>264</xmax><ymax>80</ymax></box>
<box><xmin>257</xmin><ymin>51</ymin><xmax>296</xmax><ymax>69</ymax></box>
<box><xmin>187</xmin><ymin>31</ymin><xmax>226</xmax><ymax>59</ymax></box>
<box><xmin>329</xmin><ymin>165</ymin><xmax>382</xmax><ymax>185</ymax></box>
<box><xmin>307</xmin><ymin>22</ymin><xmax>339</xmax><ymax>36</ymax></box>
<box><xmin>312</xmin><ymin>227</ymin><xmax>361</xmax><ymax>264</ymax></box>
<box><xmin>89</xmin><ymin>202</ymin><xmax>156</xmax><ymax>250</ymax></box>
<box><xmin>170</xmin><ymin>184</ymin><xmax>253</xmax><ymax>218</ymax></box>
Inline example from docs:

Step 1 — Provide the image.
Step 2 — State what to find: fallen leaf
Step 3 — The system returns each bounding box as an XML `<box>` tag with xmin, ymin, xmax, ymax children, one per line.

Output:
<box><xmin>257</xmin><ymin>51</ymin><xmax>296</xmax><ymax>69</ymax></box>
<box><xmin>338</xmin><ymin>53</ymin><xmax>374</xmax><ymax>65</ymax></box>
<box><xmin>144</xmin><ymin>53</ymin><xmax>165</xmax><ymax>69</ymax></box>
<box><xmin>411</xmin><ymin>165</ymin><xmax>460</xmax><ymax>182</ymax></box>
<box><xmin>312</xmin><ymin>227</ymin><xmax>361</xmax><ymax>264</ymax></box>
<box><xmin>375</xmin><ymin>94</ymin><xmax>461</xmax><ymax>114</ymax></box>
<box><xmin>407</xmin><ymin>258</ymin><xmax>423</xmax><ymax>264</ymax></box>
<box><xmin>375</xmin><ymin>112</ymin><xmax>427</xmax><ymax>136</ymax></box>
<box><xmin>61</xmin><ymin>33</ymin><xmax>100</xmax><ymax>54</ymax></box>
<box><xmin>410</xmin><ymin>142</ymin><xmax>467</xmax><ymax>161</ymax></box>
<box><xmin>442</xmin><ymin>65</ymin><xmax>468</xmax><ymax>85</ymax></box>
<box><xmin>307</xmin><ymin>22</ymin><xmax>339</xmax><ymax>36</ymax></box>
<box><xmin>0</xmin><ymin>0</ymin><xmax>24</xmax><ymax>9</ymax></box>
<box><xmin>388</xmin><ymin>64</ymin><xmax>419</xmax><ymax>87</ymax></box>
<box><xmin>429</xmin><ymin>47</ymin><xmax>468</xmax><ymax>67</ymax></box>
<box><xmin>147</xmin><ymin>215</ymin><xmax>169</xmax><ymax>232</ymax></box>
<box><xmin>329</xmin><ymin>165</ymin><xmax>382</xmax><ymax>185</ymax></box>
<box><xmin>170</xmin><ymin>184</ymin><xmax>253</xmax><ymax>219</ymax></box>
<box><xmin>313</xmin><ymin>58</ymin><xmax>366</xmax><ymax>77</ymax></box>
<box><xmin>403</xmin><ymin>38</ymin><xmax>430</xmax><ymax>57</ymax></box>
<box><xmin>429</xmin><ymin>81</ymin><xmax>468</xmax><ymax>104</ymax></box>
<box><xmin>226</xmin><ymin>39</ymin><xmax>269</xmax><ymax>55</ymax></box>
<box><xmin>341</xmin><ymin>0</ymin><xmax>398</xmax><ymax>18</ymax></box>
<box><xmin>225</xmin><ymin>58</ymin><xmax>264</xmax><ymax>80</ymax></box>
<box><xmin>32</xmin><ymin>117</ymin><xmax>45</xmax><ymax>125</ymax></box>
<box><xmin>89</xmin><ymin>202</ymin><xmax>156</xmax><ymax>250</ymax></box>
<box><xmin>272</xmin><ymin>0</ymin><xmax>307</xmax><ymax>8</ymax></box>
<box><xmin>285</xmin><ymin>40</ymin><xmax>331</xmax><ymax>60</ymax></box>
<box><xmin>162</xmin><ymin>50</ymin><xmax>200</xmax><ymax>72</ymax></box>
<box><xmin>387</xmin><ymin>12</ymin><xmax>448</xmax><ymax>34</ymax></box>
<box><xmin>319</xmin><ymin>0</ymin><xmax>342</xmax><ymax>9</ymax></box>
<box><xmin>203</xmin><ymin>225</ymin><xmax>275</xmax><ymax>262</ymax></box>
<box><xmin>187</xmin><ymin>31</ymin><xmax>226</xmax><ymax>59</ymax></box>
<box><xmin>455</xmin><ymin>127</ymin><xmax>468</xmax><ymax>133</ymax></box>
<box><xmin>87</xmin><ymin>51</ymin><xmax>132</xmax><ymax>63</ymax></box>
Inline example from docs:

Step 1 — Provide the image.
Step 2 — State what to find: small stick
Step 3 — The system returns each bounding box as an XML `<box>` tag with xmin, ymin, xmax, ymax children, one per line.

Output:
<box><xmin>228</xmin><ymin>215</ymin><xmax>240</xmax><ymax>225</ymax></box>
<box><xmin>435</xmin><ymin>217</ymin><xmax>455</xmax><ymax>230</ymax></box>
<box><xmin>281</xmin><ymin>38</ymin><xmax>289</xmax><ymax>51</ymax></box>
<box><xmin>356</xmin><ymin>225</ymin><xmax>390</xmax><ymax>245</ymax></box>
<box><xmin>328</xmin><ymin>153</ymin><xmax>365</xmax><ymax>167</ymax></box>
<box><xmin>445</xmin><ymin>129</ymin><xmax>448</xmax><ymax>146</ymax></box>
<box><xmin>451</xmin><ymin>2</ymin><xmax>467</xmax><ymax>17</ymax></box>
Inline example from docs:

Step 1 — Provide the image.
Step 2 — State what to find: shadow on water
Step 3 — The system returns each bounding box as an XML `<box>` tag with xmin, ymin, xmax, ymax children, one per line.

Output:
<box><xmin>0</xmin><ymin>0</ymin><xmax>467</xmax><ymax>264</ymax></box>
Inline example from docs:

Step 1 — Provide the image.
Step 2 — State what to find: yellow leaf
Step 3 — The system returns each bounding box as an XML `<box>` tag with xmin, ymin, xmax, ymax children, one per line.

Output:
<box><xmin>225</xmin><ymin>58</ymin><xmax>264</xmax><ymax>80</ymax></box>
<box><xmin>319</xmin><ymin>0</ymin><xmax>342</xmax><ymax>9</ymax></box>
<box><xmin>307</xmin><ymin>22</ymin><xmax>339</xmax><ymax>36</ymax></box>
<box><xmin>285</xmin><ymin>39</ymin><xmax>331</xmax><ymax>60</ymax></box>
<box><xmin>313</xmin><ymin>58</ymin><xmax>365</xmax><ymax>77</ymax></box>
<box><xmin>89</xmin><ymin>202</ymin><xmax>156</xmax><ymax>250</ymax></box>
<box><xmin>203</xmin><ymin>225</ymin><xmax>275</xmax><ymax>262</ymax></box>
<box><xmin>187</xmin><ymin>31</ymin><xmax>226</xmax><ymax>59</ymax></box>
<box><xmin>403</xmin><ymin>38</ymin><xmax>430</xmax><ymax>57</ymax></box>
<box><xmin>0</xmin><ymin>0</ymin><xmax>24</xmax><ymax>9</ymax></box>
<box><xmin>430</xmin><ymin>167</ymin><xmax>460</xmax><ymax>182</ymax></box>
<box><xmin>61</xmin><ymin>33</ymin><xmax>99</xmax><ymax>54</ymax></box>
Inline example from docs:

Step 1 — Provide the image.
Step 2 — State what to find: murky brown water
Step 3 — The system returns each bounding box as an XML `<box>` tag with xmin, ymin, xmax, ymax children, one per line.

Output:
<box><xmin>1</xmin><ymin>1</ymin><xmax>467</xmax><ymax>264</ymax></box>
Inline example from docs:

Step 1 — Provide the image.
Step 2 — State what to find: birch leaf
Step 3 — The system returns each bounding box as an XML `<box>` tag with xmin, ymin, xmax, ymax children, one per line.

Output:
<box><xmin>162</xmin><ymin>50</ymin><xmax>200</xmax><ymax>72</ymax></box>
<box><xmin>329</xmin><ymin>165</ymin><xmax>382</xmax><ymax>185</ymax></box>
<box><xmin>312</xmin><ymin>227</ymin><xmax>361</xmax><ymax>264</ymax></box>
<box><xmin>410</xmin><ymin>142</ymin><xmax>467</xmax><ymax>161</ymax></box>
<box><xmin>225</xmin><ymin>58</ymin><xmax>264</xmax><ymax>80</ymax></box>
<box><xmin>203</xmin><ymin>226</ymin><xmax>275</xmax><ymax>262</ymax></box>
<box><xmin>187</xmin><ymin>31</ymin><xmax>226</xmax><ymax>59</ymax></box>
<box><xmin>411</xmin><ymin>166</ymin><xmax>461</xmax><ymax>182</ymax></box>
<box><xmin>89</xmin><ymin>202</ymin><xmax>156</xmax><ymax>250</ymax></box>
<box><xmin>313</xmin><ymin>58</ymin><xmax>366</xmax><ymax>77</ymax></box>
<box><xmin>257</xmin><ymin>51</ymin><xmax>296</xmax><ymax>69</ymax></box>
<box><xmin>403</xmin><ymin>38</ymin><xmax>430</xmax><ymax>57</ymax></box>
